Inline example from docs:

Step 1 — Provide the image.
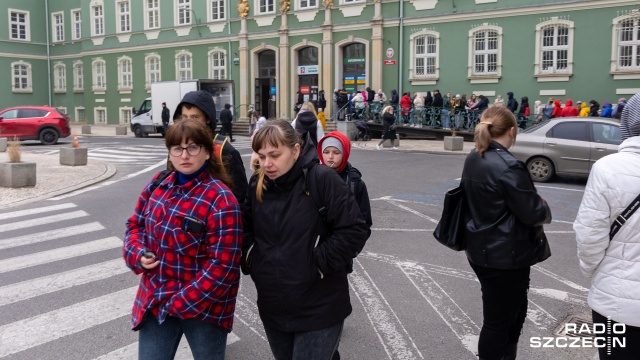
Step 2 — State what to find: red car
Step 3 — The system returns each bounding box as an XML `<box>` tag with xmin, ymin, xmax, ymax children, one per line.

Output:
<box><xmin>0</xmin><ymin>106</ymin><xmax>70</xmax><ymax>145</ymax></box>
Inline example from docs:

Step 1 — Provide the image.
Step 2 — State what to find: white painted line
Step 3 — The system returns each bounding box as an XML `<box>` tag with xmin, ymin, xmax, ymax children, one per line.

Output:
<box><xmin>44</xmin><ymin>150</ymin><xmax>59</xmax><ymax>155</ymax></box>
<box><xmin>0</xmin><ymin>258</ymin><xmax>127</xmax><ymax>306</ymax></box>
<box><xmin>88</xmin><ymin>157</ymin><xmax>154</xmax><ymax>163</ymax></box>
<box><xmin>0</xmin><ymin>210</ymin><xmax>89</xmax><ymax>233</ymax></box>
<box><xmin>360</xmin><ymin>252</ymin><xmax>478</xmax><ymax>282</ymax></box>
<box><xmin>372</xmin><ymin>228</ymin><xmax>430</xmax><ymax>232</ymax></box>
<box><xmin>526</xmin><ymin>298</ymin><xmax>558</xmax><ymax>330</ymax></box>
<box><xmin>532</xmin><ymin>265</ymin><xmax>589</xmax><ymax>292</ymax></box>
<box><xmin>234</xmin><ymin>294</ymin><xmax>268</xmax><ymax>342</ymax></box>
<box><xmin>0</xmin><ymin>222</ymin><xmax>105</xmax><ymax>250</ymax></box>
<box><xmin>536</xmin><ymin>185</ymin><xmax>584</xmax><ymax>192</ymax></box>
<box><xmin>552</xmin><ymin>220</ymin><xmax>575</xmax><ymax>225</ymax></box>
<box><xmin>529</xmin><ymin>287</ymin><xmax>587</xmax><ymax>307</ymax></box>
<box><xmin>97</xmin><ymin>148</ymin><xmax>167</xmax><ymax>154</ymax></box>
<box><xmin>88</xmin><ymin>152</ymin><xmax>162</xmax><ymax>159</ymax></box>
<box><xmin>371</xmin><ymin>197</ymin><xmax>438</xmax><ymax>206</ymax></box>
<box><xmin>386</xmin><ymin>199</ymin><xmax>440</xmax><ymax>224</ymax></box>
<box><xmin>49</xmin><ymin>159</ymin><xmax>167</xmax><ymax>200</ymax></box>
<box><xmin>0</xmin><ymin>286</ymin><xmax>137</xmax><ymax>358</ymax></box>
<box><xmin>0</xmin><ymin>203</ymin><xmax>76</xmax><ymax>220</ymax></box>
<box><xmin>349</xmin><ymin>259</ymin><xmax>424</xmax><ymax>360</ymax></box>
<box><xmin>545</xmin><ymin>230</ymin><xmax>575</xmax><ymax>234</ymax></box>
<box><xmin>0</xmin><ymin>236</ymin><xmax>122</xmax><ymax>274</ymax></box>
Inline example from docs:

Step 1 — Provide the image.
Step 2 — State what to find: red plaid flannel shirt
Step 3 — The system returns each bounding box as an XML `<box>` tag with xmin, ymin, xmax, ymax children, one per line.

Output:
<box><xmin>123</xmin><ymin>171</ymin><xmax>242</xmax><ymax>331</ymax></box>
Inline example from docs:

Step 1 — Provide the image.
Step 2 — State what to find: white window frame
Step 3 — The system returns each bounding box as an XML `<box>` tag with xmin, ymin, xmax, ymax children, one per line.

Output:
<box><xmin>71</xmin><ymin>9</ymin><xmax>82</xmax><ymax>40</ymax></box>
<box><xmin>256</xmin><ymin>0</ymin><xmax>276</xmax><ymax>15</ymax></box>
<box><xmin>175</xmin><ymin>0</ymin><xmax>192</xmax><ymax>26</ymax></box>
<box><xmin>176</xmin><ymin>50</ymin><xmax>193</xmax><ymax>81</ymax></box>
<box><xmin>11</xmin><ymin>61</ymin><xmax>32</xmax><ymax>93</ymax></box>
<box><xmin>208</xmin><ymin>49</ymin><xmax>227</xmax><ymax>79</ymax></box>
<box><xmin>91</xmin><ymin>2</ymin><xmax>104</xmax><ymax>37</ymax></box>
<box><xmin>94</xmin><ymin>107</ymin><xmax>107</xmax><ymax>124</ymax></box>
<box><xmin>52</xmin><ymin>12</ymin><xmax>64</xmax><ymax>43</ymax></box>
<box><xmin>208</xmin><ymin>0</ymin><xmax>226</xmax><ymax>21</ymax></box>
<box><xmin>467</xmin><ymin>24</ymin><xmax>502</xmax><ymax>82</ymax></box>
<box><xmin>297</xmin><ymin>0</ymin><xmax>317</xmax><ymax>10</ymax></box>
<box><xmin>119</xmin><ymin>107</ymin><xmax>133</xmax><ymax>125</ymax></box>
<box><xmin>75</xmin><ymin>107</ymin><xmax>86</xmax><ymax>122</ymax></box>
<box><xmin>611</xmin><ymin>11</ymin><xmax>640</xmax><ymax>75</ymax></box>
<box><xmin>535</xmin><ymin>18</ymin><xmax>574</xmax><ymax>80</ymax></box>
<box><xmin>116</xmin><ymin>0</ymin><xmax>131</xmax><ymax>33</ymax></box>
<box><xmin>9</xmin><ymin>9</ymin><xmax>30</xmax><ymax>41</ymax></box>
<box><xmin>145</xmin><ymin>0</ymin><xmax>160</xmax><ymax>30</ymax></box>
<box><xmin>409</xmin><ymin>30</ymin><xmax>440</xmax><ymax>82</ymax></box>
<box><xmin>118</xmin><ymin>56</ymin><xmax>133</xmax><ymax>92</ymax></box>
<box><xmin>73</xmin><ymin>61</ymin><xmax>84</xmax><ymax>92</ymax></box>
<box><xmin>341</xmin><ymin>0</ymin><xmax>365</xmax><ymax>4</ymax></box>
<box><xmin>53</xmin><ymin>63</ymin><xmax>66</xmax><ymax>93</ymax></box>
<box><xmin>145</xmin><ymin>54</ymin><xmax>161</xmax><ymax>91</ymax></box>
<box><xmin>92</xmin><ymin>58</ymin><xmax>106</xmax><ymax>92</ymax></box>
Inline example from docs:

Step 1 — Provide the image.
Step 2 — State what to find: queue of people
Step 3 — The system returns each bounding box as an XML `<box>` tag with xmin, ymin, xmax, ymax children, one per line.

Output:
<box><xmin>122</xmin><ymin>88</ymin><xmax>639</xmax><ymax>360</ymax></box>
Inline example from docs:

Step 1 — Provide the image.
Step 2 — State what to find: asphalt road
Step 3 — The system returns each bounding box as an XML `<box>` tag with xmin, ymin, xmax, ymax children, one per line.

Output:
<box><xmin>0</xmin><ymin>136</ymin><xmax>598</xmax><ymax>360</ymax></box>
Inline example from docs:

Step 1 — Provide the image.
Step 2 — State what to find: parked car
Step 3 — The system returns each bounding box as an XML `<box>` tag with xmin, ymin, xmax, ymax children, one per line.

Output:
<box><xmin>0</xmin><ymin>106</ymin><xmax>70</xmax><ymax>145</ymax></box>
<box><xmin>510</xmin><ymin>117</ymin><xmax>621</xmax><ymax>182</ymax></box>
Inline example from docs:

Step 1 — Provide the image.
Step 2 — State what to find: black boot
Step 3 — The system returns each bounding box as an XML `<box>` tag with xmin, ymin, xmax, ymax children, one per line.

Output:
<box><xmin>331</xmin><ymin>349</ymin><xmax>341</xmax><ymax>360</ymax></box>
<box><xmin>502</xmin><ymin>343</ymin><xmax>517</xmax><ymax>360</ymax></box>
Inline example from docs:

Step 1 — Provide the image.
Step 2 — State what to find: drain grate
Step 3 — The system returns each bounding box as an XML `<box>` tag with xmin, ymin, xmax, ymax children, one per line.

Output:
<box><xmin>554</xmin><ymin>315</ymin><xmax>595</xmax><ymax>338</ymax></box>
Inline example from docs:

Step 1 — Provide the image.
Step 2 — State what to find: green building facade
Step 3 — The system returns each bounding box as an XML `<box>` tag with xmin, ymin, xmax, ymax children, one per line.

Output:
<box><xmin>1</xmin><ymin>0</ymin><xmax>638</xmax><ymax>124</ymax></box>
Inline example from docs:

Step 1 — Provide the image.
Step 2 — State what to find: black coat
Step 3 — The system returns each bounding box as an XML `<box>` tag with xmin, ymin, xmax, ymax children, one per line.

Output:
<box><xmin>339</xmin><ymin>163</ymin><xmax>372</xmax><ymax>228</ymax></box>
<box><xmin>161</xmin><ymin>107</ymin><xmax>170</xmax><ymax>123</ymax></box>
<box><xmin>219</xmin><ymin>108</ymin><xmax>233</xmax><ymax>124</ymax></box>
<box><xmin>221</xmin><ymin>141</ymin><xmax>248</xmax><ymax>205</ymax></box>
<box><xmin>432</xmin><ymin>93</ymin><xmax>443</xmax><ymax>108</ymax></box>
<box><xmin>366</xmin><ymin>89</ymin><xmax>376</xmax><ymax>104</ymax></box>
<box><xmin>241</xmin><ymin>139</ymin><xmax>369</xmax><ymax>332</ymax></box>
<box><xmin>382</xmin><ymin>112</ymin><xmax>396</xmax><ymax>140</ymax></box>
<box><xmin>390</xmin><ymin>90</ymin><xmax>399</xmax><ymax>105</ymax></box>
<box><xmin>461</xmin><ymin>142</ymin><xmax>551</xmax><ymax>269</ymax></box>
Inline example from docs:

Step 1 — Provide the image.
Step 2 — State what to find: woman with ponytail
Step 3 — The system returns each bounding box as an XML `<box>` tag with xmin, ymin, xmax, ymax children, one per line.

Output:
<box><xmin>241</xmin><ymin>119</ymin><xmax>370</xmax><ymax>360</ymax></box>
<box><xmin>461</xmin><ymin>106</ymin><xmax>552</xmax><ymax>360</ymax></box>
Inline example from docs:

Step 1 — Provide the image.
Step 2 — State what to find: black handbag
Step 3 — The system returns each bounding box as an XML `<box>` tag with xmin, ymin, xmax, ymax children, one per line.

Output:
<box><xmin>433</xmin><ymin>185</ymin><xmax>466</xmax><ymax>251</ymax></box>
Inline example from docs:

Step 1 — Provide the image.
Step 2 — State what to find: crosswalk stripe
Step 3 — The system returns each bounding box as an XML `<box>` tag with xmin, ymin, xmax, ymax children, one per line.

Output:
<box><xmin>0</xmin><ymin>236</ymin><xmax>122</xmax><ymax>274</ymax></box>
<box><xmin>0</xmin><ymin>222</ymin><xmax>105</xmax><ymax>250</ymax></box>
<box><xmin>89</xmin><ymin>157</ymin><xmax>153</xmax><ymax>163</ymax></box>
<box><xmin>0</xmin><ymin>286</ymin><xmax>137</xmax><ymax>358</ymax></box>
<box><xmin>0</xmin><ymin>210</ymin><xmax>89</xmax><ymax>233</ymax></box>
<box><xmin>0</xmin><ymin>259</ymin><xmax>128</xmax><ymax>306</ymax></box>
<box><xmin>88</xmin><ymin>152</ymin><xmax>163</xmax><ymax>159</ymax></box>
<box><xmin>0</xmin><ymin>203</ymin><xmax>76</xmax><ymax>221</ymax></box>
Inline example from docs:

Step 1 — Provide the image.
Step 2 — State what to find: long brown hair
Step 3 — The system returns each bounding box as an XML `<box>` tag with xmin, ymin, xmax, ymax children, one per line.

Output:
<box><xmin>165</xmin><ymin>119</ymin><xmax>233</xmax><ymax>189</ymax></box>
<box><xmin>251</xmin><ymin>119</ymin><xmax>302</xmax><ymax>202</ymax></box>
<box><xmin>474</xmin><ymin>106</ymin><xmax>516</xmax><ymax>156</ymax></box>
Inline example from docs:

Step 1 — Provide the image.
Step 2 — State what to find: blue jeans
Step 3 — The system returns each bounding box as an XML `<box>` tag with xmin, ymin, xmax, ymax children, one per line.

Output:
<box><xmin>441</xmin><ymin>109</ymin><xmax>450</xmax><ymax>129</ymax></box>
<box><xmin>138</xmin><ymin>315</ymin><xmax>228</xmax><ymax>360</ymax></box>
<box><xmin>264</xmin><ymin>321</ymin><xmax>344</xmax><ymax>360</ymax></box>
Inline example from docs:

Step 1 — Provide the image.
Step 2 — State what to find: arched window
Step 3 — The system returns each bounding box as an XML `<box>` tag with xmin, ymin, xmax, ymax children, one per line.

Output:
<box><xmin>176</xmin><ymin>51</ymin><xmax>192</xmax><ymax>80</ymax></box>
<box><xmin>209</xmin><ymin>50</ymin><xmax>226</xmax><ymax>79</ymax></box>
<box><xmin>54</xmin><ymin>63</ymin><xmax>66</xmax><ymax>93</ymax></box>
<box><xmin>612</xmin><ymin>11</ymin><xmax>640</xmax><ymax>73</ymax></box>
<box><xmin>92</xmin><ymin>58</ymin><xmax>106</xmax><ymax>91</ymax></box>
<box><xmin>145</xmin><ymin>54</ymin><xmax>161</xmax><ymax>90</ymax></box>
<box><xmin>73</xmin><ymin>61</ymin><xmax>84</xmax><ymax>91</ymax></box>
<box><xmin>118</xmin><ymin>57</ymin><xmax>133</xmax><ymax>90</ymax></box>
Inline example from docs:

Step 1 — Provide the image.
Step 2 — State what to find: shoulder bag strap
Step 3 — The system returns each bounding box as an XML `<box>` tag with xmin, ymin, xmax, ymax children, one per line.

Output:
<box><xmin>609</xmin><ymin>193</ymin><xmax>640</xmax><ymax>241</ymax></box>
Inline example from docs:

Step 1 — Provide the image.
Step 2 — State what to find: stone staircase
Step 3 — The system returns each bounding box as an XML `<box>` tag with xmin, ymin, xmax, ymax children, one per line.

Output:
<box><xmin>232</xmin><ymin>118</ymin><xmax>337</xmax><ymax>136</ymax></box>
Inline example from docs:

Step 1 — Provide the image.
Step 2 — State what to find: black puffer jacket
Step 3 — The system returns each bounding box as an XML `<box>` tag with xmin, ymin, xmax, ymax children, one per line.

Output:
<box><xmin>242</xmin><ymin>138</ymin><xmax>369</xmax><ymax>332</ymax></box>
<box><xmin>293</xmin><ymin>110</ymin><xmax>319</xmax><ymax>147</ymax></box>
<box><xmin>461</xmin><ymin>142</ymin><xmax>552</xmax><ymax>269</ymax></box>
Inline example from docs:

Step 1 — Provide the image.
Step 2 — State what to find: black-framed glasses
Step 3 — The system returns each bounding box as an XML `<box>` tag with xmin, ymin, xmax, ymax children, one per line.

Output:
<box><xmin>169</xmin><ymin>144</ymin><xmax>203</xmax><ymax>157</ymax></box>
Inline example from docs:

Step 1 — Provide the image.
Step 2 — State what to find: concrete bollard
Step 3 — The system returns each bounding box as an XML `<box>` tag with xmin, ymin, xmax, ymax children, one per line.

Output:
<box><xmin>81</xmin><ymin>125</ymin><xmax>91</xmax><ymax>135</ymax></box>
<box><xmin>60</xmin><ymin>148</ymin><xmax>88</xmax><ymax>166</ymax></box>
<box><xmin>0</xmin><ymin>138</ymin><xmax>7</xmax><ymax>152</ymax></box>
<box><xmin>115</xmin><ymin>126</ymin><xmax>127</xmax><ymax>135</ymax></box>
<box><xmin>444</xmin><ymin>136</ymin><xmax>464</xmax><ymax>151</ymax></box>
<box><xmin>336</xmin><ymin>121</ymin><xmax>357</xmax><ymax>140</ymax></box>
<box><xmin>0</xmin><ymin>162</ymin><xmax>36</xmax><ymax>187</ymax></box>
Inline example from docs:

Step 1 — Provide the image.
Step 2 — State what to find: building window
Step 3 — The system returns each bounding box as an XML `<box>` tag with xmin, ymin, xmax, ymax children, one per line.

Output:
<box><xmin>120</xmin><ymin>108</ymin><xmax>132</xmax><ymax>125</ymax></box>
<box><xmin>209</xmin><ymin>0</ymin><xmax>225</xmax><ymax>21</ymax></box>
<box><xmin>10</xmin><ymin>10</ymin><xmax>30</xmax><ymax>41</ymax></box>
<box><xmin>409</xmin><ymin>30</ymin><xmax>439</xmax><ymax>82</ymax></box>
<box><xmin>145</xmin><ymin>0</ymin><xmax>160</xmax><ymax>29</ymax></box>
<box><xmin>52</xmin><ymin>12</ymin><xmax>64</xmax><ymax>42</ymax></box>
<box><xmin>71</xmin><ymin>9</ymin><xmax>82</xmax><ymax>40</ymax></box>
<box><xmin>11</xmin><ymin>61</ymin><xmax>32</xmax><ymax>93</ymax></box>
<box><xmin>467</xmin><ymin>24</ymin><xmax>503</xmax><ymax>81</ymax></box>
<box><xmin>117</xmin><ymin>1</ymin><xmax>131</xmax><ymax>33</ymax></box>
<box><xmin>176</xmin><ymin>0</ymin><xmax>191</xmax><ymax>25</ymax></box>
<box><xmin>73</xmin><ymin>62</ymin><xmax>84</xmax><ymax>91</ymax></box>
<box><xmin>535</xmin><ymin>18</ymin><xmax>574</xmax><ymax>78</ymax></box>
<box><xmin>613</xmin><ymin>12</ymin><xmax>640</xmax><ymax>72</ymax></box>
<box><xmin>92</xmin><ymin>3</ymin><xmax>104</xmax><ymax>36</ymax></box>
<box><xmin>298</xmin><ymin>0</ymin><xmax>317</xmax><ymax>10</ymax></box>
<box><xmin>95</xmin><ymin>108</ymin><xmax>107</xmax><ymax>124</ymax></box>
<box><xmin>145</xmin><ymin>54</ymin><xmax>161</xmax><ymax>90</ymax></box>
<box><xmin>118</xmin><ymin>57</ymin><xmax>133</xmax><ymax>90</ymax></box>
<box><xmin>75</xmin><ymin>107</ymin><xmax>85</xmax><ymax>122</ymax></box>
<box><xmin>258</xmin><ymin>0</ymin><xmax>275</xmax><ymax>14</ymax></box>
<box><xmin>92</xmin><ymin>59</ymin><xmax>106</xmax><ymax>91</ymax></box>
<box><xmin>209</xmin><ymin>50</ymin><xmax>226</xmax><ymax>79</ymax></box>
<box><xmin>176</xmin><ymin>51</ymin><xmax>192</xmax><ymax>80</ymax></box>
<box><xmin>342</xmin><ymin>0</ymin><xmax>365</xmax><ymax>3</ymax></box>
<box><xmin>54</xmin><ymin>64</ymin><xmax>66</xmax><ymax>93</ymax></box>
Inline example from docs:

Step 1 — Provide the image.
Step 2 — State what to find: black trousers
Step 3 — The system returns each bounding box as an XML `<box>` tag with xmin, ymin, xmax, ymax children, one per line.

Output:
<box><xmin>220</xmin><ymin>122</ymin><xmax>233</xmax><ymax>140</ymax></box>
<box><xmin>469</xmin><ymin>261</ymin><xmax>530</xmax><ymax>360</ymax></box>
<box><xmin>592</xmin><ymin>310</ymin><xmax>640</xmax><ymax>360</ymax></box>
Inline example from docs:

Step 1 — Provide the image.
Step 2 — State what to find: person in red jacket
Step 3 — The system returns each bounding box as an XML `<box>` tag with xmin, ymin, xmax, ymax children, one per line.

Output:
<box><xmin>551</xmin><ymin>99</ymin><xmax>563</xmax><ymax>118</ymax></box>
<box><xmin>400</xmin><ymin>92</ymin><xmax>412</xmax><ymax>125</ymax></box>
<box><xmin>561</xmin><ymin>99</ymin><xmax>580</xmax><ymax>117</ymax></box>
<box><xmin>123</xmin><ymin>119</ymin><xmax>242</xmax><ymax>360</ymax></box>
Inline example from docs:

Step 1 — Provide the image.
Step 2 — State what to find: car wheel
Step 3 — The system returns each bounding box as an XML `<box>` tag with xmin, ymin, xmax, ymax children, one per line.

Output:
<box><xmin>39</xmin><ymin>128</ymin><xmax>59</xmax><ymax>145</ymax></box>
<box><xmin>527</xmin><ymin>157</ymin><xmax>555</xmax><ymax>182</ymax></box>
<box><xmin>133</xmin><ymin>125</ymin><xmax>143</xmax><ymax>138</ymax></box>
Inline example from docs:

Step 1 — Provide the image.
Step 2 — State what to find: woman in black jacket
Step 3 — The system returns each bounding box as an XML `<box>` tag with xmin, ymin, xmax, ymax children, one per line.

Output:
<box><xmin>242</xmin><ymin>120</ymin><xmax>369</xmax><ymax>360</ymax></box>
<box><xmin>461</xmin><ymin>106</ymin><xmax>551</xmax><ymax>360</ymax></box>
<box><xmin>376</xmin><ymin>105</ymin><xmax>397</xmax><ymax>150</ymax></box>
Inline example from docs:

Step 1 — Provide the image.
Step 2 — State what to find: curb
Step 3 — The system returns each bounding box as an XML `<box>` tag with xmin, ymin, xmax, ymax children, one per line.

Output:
<box><xmin>352</xmin><ymin>141</ymin><xmax>470</xmax><ymax>155</ymax></box>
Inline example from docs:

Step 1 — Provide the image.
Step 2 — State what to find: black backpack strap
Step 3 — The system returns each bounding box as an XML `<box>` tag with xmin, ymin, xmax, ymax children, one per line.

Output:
<box><xmin>610</xmin><ymin>193</ymin><xmax>640</xmax><ymax>241</ymax></box>
<box><xmin>302</xmin><ymin>164</ymin><xmax>328</xmax><ymax>218</ymax></box>
<box><xmin>150</xmin><ymin>170</ymin><xmax>172</xmax><ymax>193</ymax></box>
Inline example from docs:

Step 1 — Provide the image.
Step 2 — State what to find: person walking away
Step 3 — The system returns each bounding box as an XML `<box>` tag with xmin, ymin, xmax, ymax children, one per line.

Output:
<box><xmin>506</xmin><ymin>92</ymin><xmax>518</xmax><ymax>113</ymax></box>
<box><xmin>376</xmin><ymin>105</ymin><xmax>397</xmax><ymax>150</ymax></box>
<box><xmin>400</xmin><ymin>92</ymin><xmax>412</xmax><ymax>125</ymax></box>
<box><xmin>413</xmin><ymin>92</ymin><xmax>425</xmax><ymax>127</ymax></box>
<box><xmin>589</xmin><ymin>100</ymin><xmax>601</xmax><ymax>117</ymax></box>
<box><xmin>219</xmin><ymin>103</ymin><xmax>235</xmax><ymax>142</ymax></box>
<box><xmin>241</xmin><ymin>120</ymin><xmax>370</xmax><ymax>360</ymax></box>
<box><xmin>574</xmin><ymin>92</ymin><xmax>640</xmax><ymax>360</ymax></box>
<box><xmin>248</xmin><ymin>104</ymin><xmax>259</xmax><ymax>136</ymax></box>
<box><xmin>462</xmin><ymin>106</ymin><xmax>552</xmax><ymax>360</ymax></box>
<box><xmin>600</xmin><ymin>102</ymin><xmax>613</xmax><ymax>118</ymax></box>
<box><xmin>291</xmin><ymin>101</ymin><xmax>324</xmax><ymax>147</ymax></box>
<box><xmin>560</xmin><ymin>99</ymin><xmax>579</xmax><ymax>117</ymax></box>
<box><xmin>161</xmin><ymin>102</ymin><xmax>171</xmax><ymax>135</ymax></box>
<box><xmin>612</xmin><ymin>98</ymin><xmax>626</xmax><ymax>119</ymax></box>
<box><xmin>123</xmin><ymin>119</ymin><xmax>242</xmax><ymax>360</ymax></box>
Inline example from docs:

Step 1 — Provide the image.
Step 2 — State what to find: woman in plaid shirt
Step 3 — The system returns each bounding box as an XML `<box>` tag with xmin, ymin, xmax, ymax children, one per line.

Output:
<box><xmin>123</xmin><ymin>119</ymin><xmax>242</xmax><ymax>360</ymax></box>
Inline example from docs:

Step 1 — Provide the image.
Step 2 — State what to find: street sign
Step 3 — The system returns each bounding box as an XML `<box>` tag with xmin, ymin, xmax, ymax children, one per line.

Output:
<box><xmin>384</xmin><ymin>60</ymin><xmax>397</xmax><ymax>65</ymax></box>
<box><xmin>386</xmin><ymin>48</ymin><xmax>394</xmax><ymax>58</ymax></box>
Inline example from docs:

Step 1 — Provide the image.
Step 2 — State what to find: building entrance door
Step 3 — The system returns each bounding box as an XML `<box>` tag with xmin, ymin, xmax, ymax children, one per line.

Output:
<box><xmin>255</xmin><ymin>78</ymin><xmax>276</xmax><ymax>119</ymax></box>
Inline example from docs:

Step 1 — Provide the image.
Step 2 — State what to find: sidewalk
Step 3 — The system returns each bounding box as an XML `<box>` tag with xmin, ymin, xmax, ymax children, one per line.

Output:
<box><xmin>0</xmin><ymin>125</ymin><xmax>472</xmax><ymax>209</ymax></box>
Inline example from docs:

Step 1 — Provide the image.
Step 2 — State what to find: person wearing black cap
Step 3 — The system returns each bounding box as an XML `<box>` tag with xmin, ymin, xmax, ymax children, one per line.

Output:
<box><xmin>161</xmin><ymin>102</ymin><xmax>170</xmax><ymax>135</ymax></box>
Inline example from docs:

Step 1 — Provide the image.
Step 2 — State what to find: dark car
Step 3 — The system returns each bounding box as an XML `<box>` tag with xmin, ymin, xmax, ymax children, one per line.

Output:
<box><xmin>510</xmin><ymin>117</ymin><xmax>621</xmax><ymax>182</ymax></box>
<box><xmin>0</xmin><ymin>106</ymin><xmax>70</xmax><ymax>145</ymax></box>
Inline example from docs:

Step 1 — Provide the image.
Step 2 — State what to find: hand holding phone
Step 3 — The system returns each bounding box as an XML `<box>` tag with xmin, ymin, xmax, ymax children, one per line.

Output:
<box><xmin>140</xmin><ymin>250</ymin><xmax>159</xmax><ymax>270</ymax></box>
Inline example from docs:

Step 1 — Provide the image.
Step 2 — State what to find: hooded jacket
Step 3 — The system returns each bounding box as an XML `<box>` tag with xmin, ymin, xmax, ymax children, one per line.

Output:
<box><xmin>579</xmin><ymin>102</ymin><xmax>590</xmax><ymax>117</ymax></box>
<box><xmin>599</xmin><ymin>102</ymin><xmax>612</xmax><ymax>118</ymax></box>
<box><xmin>589</xmin><ymin>101</ymin><xmax>600</xmax><ymax>117</ymax></box>
<box><xmin>173</xmin><ymin>90</ymin><xmax>218</xmax><ymax>129</ymax></box>
<box><xmin>400</xmin><ymin>94</ymin><xmax>412</xmax><ymax>115</ymax></box>
<box><xmin>292</xmin><ymin>110</ymin><xmax>324</xmax><ymax>146</ymax></box>
<box><xmin>612</xmin><ymin>99</ymin><xmax>626</xmax><ymax>119</ymax></box>
<box><xmin>561</xmin><ymin>99</ymin><xmax>579</xmax><ymax>117</ymax></box>
<box><xmin>242</xmin><ymin>135</ymin><xmax>370</xmax><ymax>332</ymax></box>
<box><xmin>413</xmin><ymin>94</ymin><xmax>425</xmax><ymax>109</ymax></box>
<box><xmin>390</xmin><ymin>90</ymin><xmax>399</xmax><ymax>105</ymax></box>
<box><xmin>551</xmin><ymin>99</ymin><xmax>563</xmax><ymax>118</ymax></box>
<box><xmin>432</xmin><ymin>92</ymin><xmax>443</xmax><ymax>108</ymax></box>
<box><xmin>219</xmin><ymin>104</ymin><xmax>233</xmax><ymax>124</ymax></box>
<box><xmin>506</xmin><ymin>92</ymin><xmax>518</xmax><ymax>112</ymax></box>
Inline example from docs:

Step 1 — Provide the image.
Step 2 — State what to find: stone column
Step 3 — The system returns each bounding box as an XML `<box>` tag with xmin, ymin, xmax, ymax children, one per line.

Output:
<box><xmin>322</xmin><ymin>7</ymin><xmax>333</xmax><ymax>117</ymax></box>
<box><xmin>278</xmin><ymin>13</ymin><xmax>290</xmax><ymax>120</ymax></box>
<box><xmin>238</xmin><ymin>17</ymin><xmax>249</xmax><ymax>119</ymax></box>
<box><xmin>371</xmin><ymin>1</ymin><xmax>383</xmax><ymax>92</ymax></box>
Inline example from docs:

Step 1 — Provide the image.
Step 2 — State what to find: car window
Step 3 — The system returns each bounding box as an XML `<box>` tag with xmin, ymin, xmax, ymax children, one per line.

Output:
<box><xmin>548</xmin><ymin>122</ymin><xmax>589</xmax><ymax>141</ymax></box>
<box><xmin>522</xmin><ymin>119</ymin><xmax>550</xmax><ymax>133</ymax></box>
<box><xmin>591</xmin><ymin>123</ymin><xmax>621</xmax><ymax>145</ymax></box>
<box><xmin>139</xmin><ymin>100</ymin><xmax>152</xmax><ymax>113</ymax></box>
<box><xmin>0</xmin><ymin>110</ymin><xmax>19</xmax><ymax>119</ymax></box>
<box><xmin>19</xmin><ymin>109</ymin><xmax>48</xmax><ymax>118</ymax></box>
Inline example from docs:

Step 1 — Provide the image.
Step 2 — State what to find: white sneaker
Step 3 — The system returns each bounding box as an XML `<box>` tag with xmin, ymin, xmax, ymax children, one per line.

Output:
<box><xmin>376</xmin><ymin>144</ymin><xmax>381</xmax><ymax>151</ymax></box>
<box><xmin>392</xmin><ymin>146</ymin><xmax>398</xmax><ymax>150</ymax></box>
